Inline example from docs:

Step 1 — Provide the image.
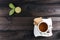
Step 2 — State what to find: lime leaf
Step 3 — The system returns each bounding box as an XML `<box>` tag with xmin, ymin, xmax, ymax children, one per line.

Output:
<box><xmin>9</xmin><ymin>9</ymin><xmax>14</xmax><ymax>16</ymax></box>
<box><xmin>9</xmin><ymin>3</ymin><xmax>15</xmax><ymax>9</ymax></box>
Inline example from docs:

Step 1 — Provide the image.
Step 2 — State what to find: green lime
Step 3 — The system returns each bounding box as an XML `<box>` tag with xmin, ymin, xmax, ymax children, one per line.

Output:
<box><xmin>15</xmin><ymin>7</ymin><xmax>21</xmax><ymax>13</ymax></box>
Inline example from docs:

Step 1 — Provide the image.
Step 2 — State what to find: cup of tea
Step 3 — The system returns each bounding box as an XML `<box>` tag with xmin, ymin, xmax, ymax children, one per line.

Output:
<box><xmin>38</xmin><ymin>22</ymin><xmax>48</xmax><ymax>32</ymax></box>
<box><xmin>34</xmin><ymin>17</ymin><xmax>53</xmax><ymax>37</ymax></box>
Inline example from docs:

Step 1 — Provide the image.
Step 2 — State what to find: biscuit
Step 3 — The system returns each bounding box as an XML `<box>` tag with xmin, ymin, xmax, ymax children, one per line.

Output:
<box><xmin>34</xmin><ymin>17</ymin><xmax>42</xmax><ymax>25</ymax></box>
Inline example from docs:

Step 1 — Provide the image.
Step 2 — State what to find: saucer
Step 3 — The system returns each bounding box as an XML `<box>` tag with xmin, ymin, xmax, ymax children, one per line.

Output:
<box><xmin>34</xmin><ymin>18</ymin><xmax>53</xmax><ymax>37</ymax></box>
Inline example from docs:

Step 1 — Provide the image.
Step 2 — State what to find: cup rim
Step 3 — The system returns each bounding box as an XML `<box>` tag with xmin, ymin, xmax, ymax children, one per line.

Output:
<box><xmin>38</xmin><ymin>21</ymin><xmax>48</xmax><ymax>32</ymax></box>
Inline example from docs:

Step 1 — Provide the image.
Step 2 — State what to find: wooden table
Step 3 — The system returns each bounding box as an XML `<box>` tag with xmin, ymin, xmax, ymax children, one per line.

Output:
<box><xmin>0</xmin><ymin>0</ymin><xmax>60</xmax><ymax>40</ymax></box>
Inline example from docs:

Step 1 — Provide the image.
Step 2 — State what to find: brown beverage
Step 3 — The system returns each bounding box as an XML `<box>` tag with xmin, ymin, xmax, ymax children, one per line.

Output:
<box><xmin>39</xmin><ymin>22</ymin><xmax>48</xmax><ymax>32</ymax></box>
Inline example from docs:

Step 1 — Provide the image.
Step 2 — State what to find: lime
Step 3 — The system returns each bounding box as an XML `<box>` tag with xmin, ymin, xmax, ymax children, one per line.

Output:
<box><xmin>15</xmin><ymin>7</ymin><xmax>21</xmax><ymax>13</ymax></box>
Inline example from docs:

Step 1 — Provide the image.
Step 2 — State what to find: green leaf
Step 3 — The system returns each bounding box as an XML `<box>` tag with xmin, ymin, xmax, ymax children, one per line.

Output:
<box><xmin>9</xmin><ymin>9</ymin><xmax>14</xmax><ymax>16</ymax></box>
<box><xmin>9</xmin><ymin>3</ymin><xmax>15</xmax><ymax>9</ymax></box>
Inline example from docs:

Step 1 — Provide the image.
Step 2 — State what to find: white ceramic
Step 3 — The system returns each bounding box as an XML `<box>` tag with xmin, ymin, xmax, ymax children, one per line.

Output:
<box><xmin>34</xmin><ymin>18</ymin><xmax>53</xmax><ymax>37</ymax></box>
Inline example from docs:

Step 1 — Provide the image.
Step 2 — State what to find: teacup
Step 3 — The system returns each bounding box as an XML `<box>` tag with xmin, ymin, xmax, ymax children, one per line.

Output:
<box><xmin>34</xmin><ymin>18</ymin><xmax>53</xmax><ymax>37</ymax></box>
<box><xmin>38</xmin><ymin>22</ymin><xmax>48</xmax><ymax>32</ymax></box>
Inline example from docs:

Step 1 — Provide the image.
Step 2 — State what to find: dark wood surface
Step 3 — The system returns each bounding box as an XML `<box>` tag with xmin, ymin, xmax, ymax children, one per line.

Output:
<box><xmin>0</xmin><ymin>0</ymin><xmax>60</xmax><ymax>4</ymax></box>
<box><xmin>0</xmin><ymin>30</ymin><xmax>59</xmax><ymax>40</ymax></box>
<box><xmin>0</xmin><ymin>17</ymin><xmax>60</xmax><ymax>40</ymax></box>
<box><xmin>0</xmin><ymin>0</ymin><xmax>60</xmax><ymax>40</ymax></box>
<box><xmin>1</xmin><ymin>5</ymin><xmax>60</xmax><ymax>17</ymax></box>
<box><xmin>0</xmin><ymin>17</ymin><xmax>60</xmax><ymax>30</ymax></box>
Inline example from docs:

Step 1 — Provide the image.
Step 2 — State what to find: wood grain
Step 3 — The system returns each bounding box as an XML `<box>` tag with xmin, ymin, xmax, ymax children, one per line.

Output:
<box><xmin>25</xmin><ymin>0</ymin><xmax>60</xmax><ymax>3</ymax></box>
<box><xmin>1</xmin><ymin>5</ymin><xmax>60</xmax><ymax>17</ymax></box>
<box><xmin>0</xmin><ymin>0</ymin><xmax>60</xmax><ymax>4</ymax></box>
<box><xmin>0</xmin><ymin>30</ymin><xmax>59</xmax><ymax>40</ymax></box>
<box><xmin>0</xmin><ymin>0</ymin><xmax>60</xmax><ymax>40</ymax></box>
<box><xmin>0</xmin><ymin>17</ymin><xmax>59</xmax><ymax>30</ymax></box>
